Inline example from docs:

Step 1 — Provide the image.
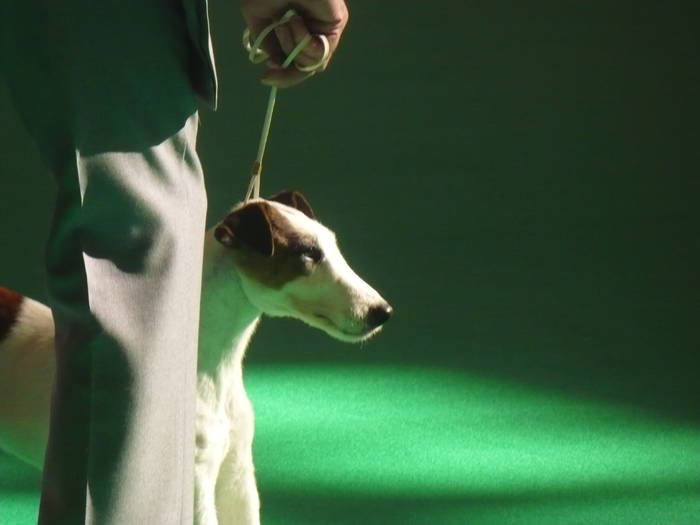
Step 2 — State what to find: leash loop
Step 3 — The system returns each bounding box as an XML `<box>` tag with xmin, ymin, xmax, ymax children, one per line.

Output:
<box><xmin>243</xmin><ymin>9</ymin><xmax>328</xmax><ymax>201</ymax></box>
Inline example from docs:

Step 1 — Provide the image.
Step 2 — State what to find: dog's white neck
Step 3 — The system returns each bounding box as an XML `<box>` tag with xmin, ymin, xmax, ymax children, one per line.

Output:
<box><xmin>198</xmin><ymin>231</ymin><xmax>261</xmax><ymax>378</ymax></box>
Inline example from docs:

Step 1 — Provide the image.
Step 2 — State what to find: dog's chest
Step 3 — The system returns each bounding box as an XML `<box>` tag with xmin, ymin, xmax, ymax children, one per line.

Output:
<box><xmin>196</xmin><ymin>362</ymin><xmax>254</xmax><ymax>459</ymax></box>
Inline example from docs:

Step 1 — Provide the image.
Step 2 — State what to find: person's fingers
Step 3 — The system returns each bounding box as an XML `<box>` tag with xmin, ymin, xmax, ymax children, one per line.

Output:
<box><xmin>273</xmin><ymin>21</ymin><xmax>296</xmax><ymax>58</ymax></box>
<box><xmin>245</xmin><ymin>16</ymin><xmax>321</xmax><ymax>71</ymax></box>
<box><xmin>297</xmin><ymin>3</ymin><xmax>348</xmax><ymax>63</ymax></box>
<box><xmin>240</xmin><ymin>0</ymin><xmax>348</xmax><ymax>85</ymax></box>
<box><xmin>286</xmin><ymin>16</ymin><xmax>326</xmax><ymax>69</ymax></box>
<box><xmin>259</xmin><ymin>15</ymin><xmax>327</xmax><ymax>87</ymax></box>
<box><xmin>243</xmin><ymin>17</ymin><xmax>285</xmax><ymax>66</ymax></box>
<box><xmin>243</xmin><ymin>2</ymin><xmax>348</xmax><ymax>88</ymax></box>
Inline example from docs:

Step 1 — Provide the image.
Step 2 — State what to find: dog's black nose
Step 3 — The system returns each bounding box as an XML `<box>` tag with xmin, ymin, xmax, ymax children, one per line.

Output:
<box><xmin>366</xmin><ymin>303</ymin><xmax>393</xmax><ymax>329</ymax></box>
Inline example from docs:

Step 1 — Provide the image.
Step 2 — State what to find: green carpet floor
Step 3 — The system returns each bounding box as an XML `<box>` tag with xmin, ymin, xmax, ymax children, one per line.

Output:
<box><xmin>1</xmin><ymin>364</ymin><xmax>698</xmax><ymax>524</ymax></box>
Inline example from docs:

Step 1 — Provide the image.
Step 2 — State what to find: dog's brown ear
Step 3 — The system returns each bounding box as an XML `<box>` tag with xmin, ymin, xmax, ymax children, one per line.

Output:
<box><xmin>214</xmin><ymin>202</ymin><xmax>274</xmax><ymax>256</ymax></box>
<box><xmin>267</xmin><ymin>189</ymin><xmax>315</xmax><ymax>220</ymax></box>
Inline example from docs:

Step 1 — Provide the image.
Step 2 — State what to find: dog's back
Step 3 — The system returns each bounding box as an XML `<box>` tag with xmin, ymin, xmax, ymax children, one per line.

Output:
<box><xmin>0</xmin><ymin>286</ymin><xmax>54</xmax><ymax>467</ymax></box>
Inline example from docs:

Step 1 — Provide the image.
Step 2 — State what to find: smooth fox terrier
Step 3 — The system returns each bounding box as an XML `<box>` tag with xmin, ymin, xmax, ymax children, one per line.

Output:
<box><xmin>0</xmin><ymin>190</ymin><xmax>392</xmax><ymax>525</ymax></box>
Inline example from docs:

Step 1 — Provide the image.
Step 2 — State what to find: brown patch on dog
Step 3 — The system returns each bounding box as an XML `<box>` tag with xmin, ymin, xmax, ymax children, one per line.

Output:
<box><xmin>0</xmin><ymin>286</ymin><xmax>24</xmax><ymax>343</ymax></box>
<box><xmin>218</xmin><ymin>203</ymin><xmax>274</xmax><ymax>256</ymax></box>
<box><xmin>218</xmin><ymin>201</ymin><xmax>314</xmax><ymax>289</ymax></box>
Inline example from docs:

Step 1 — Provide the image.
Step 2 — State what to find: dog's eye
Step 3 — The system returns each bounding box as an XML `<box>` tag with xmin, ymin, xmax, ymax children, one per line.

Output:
<box><xmin>300</xmin><ymin>246</ymin><xmax>324</xmax><ymax>264</ymax></box>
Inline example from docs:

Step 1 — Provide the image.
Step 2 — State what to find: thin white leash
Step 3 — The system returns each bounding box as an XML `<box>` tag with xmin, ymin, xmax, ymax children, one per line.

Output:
<box><xmin>242</xmin><ymin>9</ymin><xmax>330</xmax><ymax>201</ymax></box>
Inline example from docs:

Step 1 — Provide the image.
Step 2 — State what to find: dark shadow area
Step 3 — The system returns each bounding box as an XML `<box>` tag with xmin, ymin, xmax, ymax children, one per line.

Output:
<box><xmin>214</xmin><ymin>0</ymin><xmax>700</xmax><ymax>427</ymax></box>
<box><xmin>259</xmin><ymin>479</ymin><xmax>700</xmax><ymax>525</ymax></box>
<box><xmin>0</xmin><ymin>0</ymin><xmax>198</xmax><ymax>161</ymax></box>
<box><xmin>84</xmin><ymin>332</ymin><xmax>134</xmax><ymax>522</ymax></box>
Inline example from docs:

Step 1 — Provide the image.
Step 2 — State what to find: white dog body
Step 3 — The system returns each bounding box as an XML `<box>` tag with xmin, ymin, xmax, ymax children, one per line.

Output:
<box><xmin>194</xmin><ymin>237</ymin><xmax>262</xmax><ymax>525</ymax></box>
<box><xmin>0</xmin><ymin>191</ymin><xmax>392</xmax><ymax>525</ymax></box>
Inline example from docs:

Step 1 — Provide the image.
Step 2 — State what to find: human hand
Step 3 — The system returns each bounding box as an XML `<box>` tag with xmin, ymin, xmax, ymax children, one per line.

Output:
<box><xmin>240</xmin><ymin>0</ymin><xmax>349</xmax><ymax>88</ymax></box>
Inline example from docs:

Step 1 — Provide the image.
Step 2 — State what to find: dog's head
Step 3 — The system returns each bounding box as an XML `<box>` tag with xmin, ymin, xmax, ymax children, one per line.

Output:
<box><xmin>214</xmin><ymin>190</ymin><xmax>392</xmax><ymax>342</ymax></box>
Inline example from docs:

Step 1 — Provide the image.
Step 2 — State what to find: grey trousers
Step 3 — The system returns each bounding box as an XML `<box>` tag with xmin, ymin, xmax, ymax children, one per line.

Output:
<box><xmin>1</xmin><ymin>1</ymin><xmax>212</xmax><ymax>522</ymax></box>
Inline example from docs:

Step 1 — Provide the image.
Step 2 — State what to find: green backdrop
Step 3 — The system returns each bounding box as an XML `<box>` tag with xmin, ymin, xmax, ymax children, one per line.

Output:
<box><xmin>1</xmin><ymin>1</ymin><xmax>698</xmax><ymax>524</ymax></box>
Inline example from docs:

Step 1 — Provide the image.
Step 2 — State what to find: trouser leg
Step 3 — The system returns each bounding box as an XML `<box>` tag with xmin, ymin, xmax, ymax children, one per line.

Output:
<box><xmin>1</xmin><ymin>1</ymin><xmax>209</xmax><ymax>522</ymax></box>
<box><xmin>79</xmin><ymin>115</ymin><xmax>207</xmax><ymax>524</ymax></box>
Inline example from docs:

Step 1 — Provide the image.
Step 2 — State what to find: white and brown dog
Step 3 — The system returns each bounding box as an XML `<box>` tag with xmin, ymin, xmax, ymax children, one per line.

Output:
<box><xmin>0</xmin><ymin>190</ymin><xmax>392</xmax><ymax>525</ymax></box>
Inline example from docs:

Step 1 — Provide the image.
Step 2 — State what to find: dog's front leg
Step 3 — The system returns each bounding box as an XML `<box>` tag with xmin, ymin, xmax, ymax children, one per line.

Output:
<box><xmin>214</xmin><ymin>446</ymin><xmax>260</xmax><ymax>525</ymax></box>
<box><xmin>195</xmin><ymin>399</ymin><xmax>229</xmax><ymax>525</ymax></box>
<box><xmin>214</xmin><ymin>400</ymin><xmax>259</xmax><ymax>525</ymax></box>
<box><xmin>195</xmin><ymin>453</ymin><xmax>222</xmax><ymax>525</ymax></box>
